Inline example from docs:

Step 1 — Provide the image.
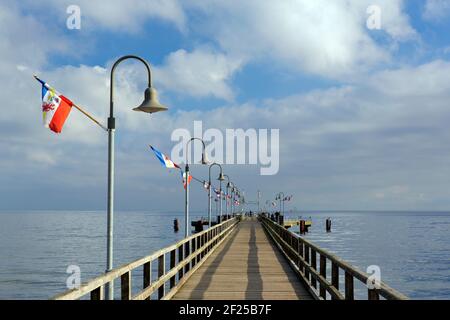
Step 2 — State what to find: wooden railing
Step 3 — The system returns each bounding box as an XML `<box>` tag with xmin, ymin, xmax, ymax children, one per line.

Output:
<box><xmin>52</xmin><ymin>217</ymin><xmax>239</xmax><ymax>300</ymax></box>
<box><xmin>260</xmin><ymin>215</ymin><xmax>408</xmax><ymax>300</ymax></box>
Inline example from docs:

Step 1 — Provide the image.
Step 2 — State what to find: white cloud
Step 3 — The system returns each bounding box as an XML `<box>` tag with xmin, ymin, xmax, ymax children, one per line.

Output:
<box><xmin>368</xmin><ymin>60</ymin><xmax>450</xmax><ymax>97</ymax></box>
<box><xmin>23</xmin><ymin>0</ymin><xmax>186</xmax><ymax>32</ymax></box>
<box><xmin>368</xmin><ymin>0</ymin><xmax>417</xmax><ymax>41</ymax></box>
<box><xmin>0</xmin><ymin>2</ymin><xmax>69</xmax><ymax>69</ymax></box>
<box><xmin>185</xmin><ymin>0</ymin><xmax>416</xmax><ymax>78</ymax></box>
<box><xmin>423</xmin><ymin>0</ymin><xmax>450</xmax><ymax>21</ymax></box>
<box><xmin>154</xmin><ymin>48</ymin><xmax>243</xmax><ymax>100</ymax></box>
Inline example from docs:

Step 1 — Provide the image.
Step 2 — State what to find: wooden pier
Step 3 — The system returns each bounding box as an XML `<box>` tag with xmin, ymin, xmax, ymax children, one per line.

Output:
<box><xmin>53</xmin><ymin>215</ymin><xmax>408</xmax><ymax>301</ymax></box>
<box><xmin>172</xmin><ymin>219</ymin><xmax>312</xmax><ymax>300</ymax></box>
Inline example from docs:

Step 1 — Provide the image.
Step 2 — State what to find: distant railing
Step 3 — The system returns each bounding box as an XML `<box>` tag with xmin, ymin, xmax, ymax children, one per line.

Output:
<box><xmin>260</xmin><ymin>215</ymin><xmax>408</xmax><ymax>300</ymax></box>
<box><xmin>53</xmin><ymin>217</ymin><xmax>239</xmax><ymax>300</ymax></box>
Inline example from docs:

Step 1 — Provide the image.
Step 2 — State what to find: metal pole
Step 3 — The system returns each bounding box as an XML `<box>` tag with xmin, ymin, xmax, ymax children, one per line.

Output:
<box><xmin>225</xmin><ymin>184</ymin><xmax>229</xmax><ymax>216</ymax></box>
<box><xmin>185</xmin><ymin>164</ymin><xmax>190</xmax><ymax>237</ymax></box>
<box><xmin>219</xmin><ymin>180</ymin><xmax>223</xmax><ymax>219</ymax></box>
<box><xmin>279</xmin><ymin>196</ymin><xmax>282</xmax><ymax>213</ymax></box>
<box><xmin>231</xmin><ymin>189</ymin><xmax>234</xmax><ymax>214</ymax></box>
<box><xmin>184</xmin><ymin>137</ymin><xmax>206</xmax><ymax>237</ymax></box>
<box><xmin>208</xmin><ymin>180</ymin><xmax>212</xmax><ymax>227</ymax></box>
<box><xmin>105</xmin><ymin>127</ymin><xmax>115</xmax><ymax>300</ymax></box>
<box><xmin>104</xmin><ymin>55</ymin><xmax>161</xmax><ymax>300</ymax></box>
<box><xmin>257</xmin><ymin>190</ymin><xmax>260</xmax><ymax>213</ymax></box>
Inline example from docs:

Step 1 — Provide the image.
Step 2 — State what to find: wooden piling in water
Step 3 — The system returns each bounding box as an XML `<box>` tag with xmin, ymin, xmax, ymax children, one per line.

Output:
<box><xmin>326</xmin><ymin>218</ymin><xmax>331</xmax><ymax>232</ymax></box>
<box><xmin>300</xmin><ymin>220</ymin><xmax>306</xmax><ymax>234</ymax></box>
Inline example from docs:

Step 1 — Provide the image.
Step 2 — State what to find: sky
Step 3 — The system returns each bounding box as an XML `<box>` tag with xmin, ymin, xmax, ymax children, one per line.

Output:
<box><xmin>2</xmin><ymin>0</ymin><xmax>450</xmax><ymax>212</ymax></box>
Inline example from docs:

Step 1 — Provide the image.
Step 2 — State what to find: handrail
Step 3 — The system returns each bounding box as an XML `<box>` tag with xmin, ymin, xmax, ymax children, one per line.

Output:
<box><xmin>52</xmin><ymin>217</ymin><xmax>239</xmax><ymax>300</ymax></box>
<box><xmin>260</xmin><ymin>215</ymin><xmax>408</xmax><ymax>300</ymax></box>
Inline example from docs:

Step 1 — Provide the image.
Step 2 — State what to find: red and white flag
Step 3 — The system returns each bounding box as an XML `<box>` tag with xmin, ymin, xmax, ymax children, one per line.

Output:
<box><xmin>36</xmin><ymin>77</ymin><xmax>73</xmax><ymax>133</ymax></box>
<box><xmin>182</xmin><ymin>172</ymin><xmax>193</xmax><ymax>189</ymax></box>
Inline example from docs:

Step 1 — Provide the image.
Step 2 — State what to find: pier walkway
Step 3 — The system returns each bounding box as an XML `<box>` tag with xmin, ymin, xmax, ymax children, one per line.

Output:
<box><xmin>172</xmin><ymin>219</ymin><xmax>312</xmax><ymax>300</ymax></box>
<box><xmin>53</xmin><ymin>215</ymin><xmax>408</xmax><ymax>301</ymax></box>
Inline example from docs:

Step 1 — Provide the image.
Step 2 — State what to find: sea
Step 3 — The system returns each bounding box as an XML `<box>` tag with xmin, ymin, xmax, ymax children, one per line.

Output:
<box><xmin>0</xmin><ymin>210</ymin><xmax>448</xmax><ymax>299</ymax></box>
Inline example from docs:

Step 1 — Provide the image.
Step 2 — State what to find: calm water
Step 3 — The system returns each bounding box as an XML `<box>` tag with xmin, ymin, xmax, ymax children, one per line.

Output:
<box><xmin>0</xmin><ymin>210</ymin><xmax>448</xmax><ymax>299</ymax></box>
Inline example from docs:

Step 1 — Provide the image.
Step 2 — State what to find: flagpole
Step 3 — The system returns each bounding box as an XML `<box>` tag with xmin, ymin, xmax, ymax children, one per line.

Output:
<box><xmin>71</xmin><ymin>104</ymin><xmax>108</xmax><ymax>131</ymax></box>
<box><xmin>34</xmin><ymin>75</ymin><xmax>108</xmax><ymax>132</ymax></box>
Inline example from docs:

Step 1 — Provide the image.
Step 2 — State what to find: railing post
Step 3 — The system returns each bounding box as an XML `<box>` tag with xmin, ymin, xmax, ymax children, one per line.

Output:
<box><xmin>191</xmin><ymin>238</ymin><xmax>197</xmax><ymax>267</ymax></box>
<box><xmin>331</xmin><ymin>262</ymin><xmax>339</xmax><ymax>300</ymax></box>
<box><xmin>178</xmin><ymin>245</ymin><xmax>184</xmax><ymax>280</ymax></box>
<box><xmin>305</xmin><ymin>244</ymin><xmax>310</xmax><ymax>282</ymax></box>
<box><xmin>320</xmin><ymin>255</ymin><xmax>326</xmax><ymax>299</ymax></box>
<box><xmin>121</xmin><ymin>271</ymin><xmax>131</xmax><ymax>300</ymax></box>
<box><xmin>170</xmin><ymin>249</ymin><xmax>176</xmax><ymax>289</ymax></box>
<box><xmin>196</xmin><ymin>236</ymin><xmax>201</xmax><ymax>263</ymax></box>
<box><xmin>91</xmin><ymin>286</ymin><xmax>104</xmax><ymax>300</ymax></box>
<box><xmin>201</xmin><ymin>234</ymin><xmax>204</xmax><ymax>258</ymax></box>
<box><xmin>184</xmin><ymin>242</ymin><xmax>190</xmax><ymax>274</ymax></box>
<box><xmin>298</xmin><ymin>240</ymin><xmax>304</xmax><ymax>273</ymax></box>
<box><xmin>311</xmin><ymin>249</ymin><xmax>317</xmax><ymax>289</ymax></box>
<box><xmin>345</xmin><ymin>271</ymin><xmax>354</xmax><ymax>300</ymax></box>
<box><xmin>143</xmin><ymin>261</ymin><xmax>151</xmax><ymax>300</ymax></box>
<box><xmin>158</xmin><ymin>254</ymin><xmax>165</xmax><ymax>299</ymax></box>
<box><xmin>368</xmin><ymin>289</ymin><xmax>380</xmax><ymax>300</ymax></box>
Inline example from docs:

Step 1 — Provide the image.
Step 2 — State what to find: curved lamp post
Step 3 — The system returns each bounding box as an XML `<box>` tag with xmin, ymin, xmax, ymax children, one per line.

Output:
<box><xmin>185</xmin><ymin>138</ymin><xmax>208</xmax><ymax>237</ymax></box>
<box><xmin>106</xmin><ymin>55</ymin><xmax>167</xmax><ymax>300</ymax></box>
<box><xmin>208</xmin><ymin>163</ymin><xmax>224</xmax><ymax>226</ymax></box>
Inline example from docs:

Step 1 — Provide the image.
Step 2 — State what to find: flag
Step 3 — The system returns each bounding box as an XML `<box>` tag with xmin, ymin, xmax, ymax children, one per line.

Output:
<box><xmin>37</xmin><ymin>77</ymin><xmax>73</xmax><ymax>133</ymax></box>
<box><xmin>149</xmin><ymin>146</ymin><xmax>180</xmax><ymax>169</ymax></box>
<box><xmin>213</xmin><ymin>188</ymin><xmax>222</xmax><ymax>198</ymax></box>
<box><xmin>181</xmin><ymin>171</ymin><xmax>192</xmax><ymax>189</ymax></box>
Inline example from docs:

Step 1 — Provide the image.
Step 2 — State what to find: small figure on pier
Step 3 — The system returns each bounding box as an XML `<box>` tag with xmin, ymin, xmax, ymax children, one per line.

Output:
<box><xmin>173</xmin><ymin>219</ymin><xmax>179</xmax><ymax>232</ymax></box>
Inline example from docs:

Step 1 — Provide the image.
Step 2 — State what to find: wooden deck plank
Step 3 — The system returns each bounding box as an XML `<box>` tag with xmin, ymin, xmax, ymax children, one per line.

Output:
<box><xmin>172</xmin><ymin>219</ymin><xmax>313</xmax><ymax>300</ymax></box>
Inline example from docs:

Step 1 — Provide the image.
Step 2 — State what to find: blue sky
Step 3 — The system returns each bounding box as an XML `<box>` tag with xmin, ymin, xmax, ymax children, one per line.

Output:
<box><xmin>2</xmin><ymin>0</ymin><xmax>450</xmax><ymax>212</ymax></box>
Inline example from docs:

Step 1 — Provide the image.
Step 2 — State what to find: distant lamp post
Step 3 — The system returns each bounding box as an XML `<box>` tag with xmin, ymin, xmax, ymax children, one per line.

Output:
<box><xmin>106</xmin><ymin>55</ymin><xmax>167</xmax><ymax>300</ymax></box>
<box><xmin>234</xmin><ymin>188</ymin><xmax>240</xmax><ymax>213</ymax></box>
<box><xmin>224</xmin><ymin>174</ymin><xmax>231</xmax><ymax>217</ymax></box>
<box><xmin>276</xmin><ymin>192</ymin><xmax>285</xmax><ymax>215</ymax></box>
<box><xmin>208</xmin><ymin>163</ymin><xmax>224</xmax><ymax>226</ymax></box>
<box><xmin>257</xmin><ymin>190</ymin><xmax>261</xmax><ymax>213</ymax></box>
<box><xmin>185</xmin><ymin>138</ymin><xmax>208</xmax><ymax>237</ymax></box>
<box><xmin>229</xmin><ymin>182</ymin><xmax>235</xmax><ymax>215</ymax></box>
<box><xmin>231</xmin><ymin>185</ymin><xmax>236</xmax><ymax>214</ymax></box>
